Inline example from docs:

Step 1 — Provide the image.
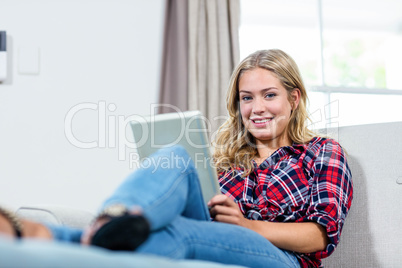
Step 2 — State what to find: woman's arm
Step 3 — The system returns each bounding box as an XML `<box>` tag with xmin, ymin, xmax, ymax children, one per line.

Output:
<box><xmin>208</xmin><ymin>195</ymin><xmax>329</xmax><ymax>253</ymax></box>
<box><xmin>243</xmin><ymin>219</ymin><xmax>328</xmax><ymax>253</ymax></box>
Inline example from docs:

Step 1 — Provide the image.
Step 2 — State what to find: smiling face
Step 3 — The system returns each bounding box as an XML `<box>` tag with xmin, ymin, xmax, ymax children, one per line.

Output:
<box><xmin>238</xmin><ymin>68</ymin><xmax>300</xmax><ymax>151</ymax></box>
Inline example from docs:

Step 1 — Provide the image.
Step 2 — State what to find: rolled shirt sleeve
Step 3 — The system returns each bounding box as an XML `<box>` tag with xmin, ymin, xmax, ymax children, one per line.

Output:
<box><xmin>299</xmin><ymin>139</ymin><xmax>353</xmax><ymax>259</ymax></box>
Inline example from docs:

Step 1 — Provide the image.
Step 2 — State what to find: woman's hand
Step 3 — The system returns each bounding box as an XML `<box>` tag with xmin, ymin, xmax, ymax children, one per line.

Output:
<box><xmin>208</xmin><ymin>194</ymin><xmax>249</xmax><ymax>227</ymax></box>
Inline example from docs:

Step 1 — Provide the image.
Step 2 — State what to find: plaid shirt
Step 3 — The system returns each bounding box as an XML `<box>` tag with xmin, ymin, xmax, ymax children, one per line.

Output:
<box><xmin>219</xmin><ymin>137</ymin><xmax>353</xmax><ymax>267</ymax></box>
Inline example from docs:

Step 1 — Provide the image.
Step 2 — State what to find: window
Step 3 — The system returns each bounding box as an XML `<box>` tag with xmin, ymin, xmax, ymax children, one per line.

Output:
<box><xmin>239</xmin><ymin>0</ymin><xmax>402</xmax><ymax>128</ymax></box>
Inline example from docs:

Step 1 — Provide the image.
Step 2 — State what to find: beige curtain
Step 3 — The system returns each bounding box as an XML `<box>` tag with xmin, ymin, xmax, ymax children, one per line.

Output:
<box><xmin>158</xmin><ymin>0</ymin><xmax>189</xmax><ymax>114</ymax></box>
<box><xmin>159</xmin><ymin>0</ymin><xmax>240</xmax><ymax>133</ymax></box>
<box><xmin>188</xmin><ymin>0</ymin><xmax>240</xmax><ymax>132</ymax></box>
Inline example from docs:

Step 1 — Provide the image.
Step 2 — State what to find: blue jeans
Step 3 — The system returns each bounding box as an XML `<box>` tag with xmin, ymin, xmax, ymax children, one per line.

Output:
<box><xmin>101</xmin><ymin>145</ymin><xmax>300</xmax><ymax>268</ymax></box>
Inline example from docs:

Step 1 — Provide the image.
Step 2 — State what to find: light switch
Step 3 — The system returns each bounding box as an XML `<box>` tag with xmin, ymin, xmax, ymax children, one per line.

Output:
<box><xmin>18</xmin><ymin>46</ymin><xmax>40</xmax><ymax>75</ymax></box>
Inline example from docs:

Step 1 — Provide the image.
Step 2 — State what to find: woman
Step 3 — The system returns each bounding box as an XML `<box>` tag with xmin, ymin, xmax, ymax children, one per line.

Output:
<box><xmin>211</xmin><ymin>49</ymin><xmax>353</xmax><ymax>266</ymax></box>
<box><xmin>0</xmin><ymin>49</ymin><xmax>352</xmax><ymax>268</ymax></box>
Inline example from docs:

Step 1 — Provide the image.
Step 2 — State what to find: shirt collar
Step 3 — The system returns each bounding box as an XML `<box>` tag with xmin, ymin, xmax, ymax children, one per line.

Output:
<box><xmin>253</xmin><ymin>143</ymin><xmax>306</xmax><ymax>169</ymax></box>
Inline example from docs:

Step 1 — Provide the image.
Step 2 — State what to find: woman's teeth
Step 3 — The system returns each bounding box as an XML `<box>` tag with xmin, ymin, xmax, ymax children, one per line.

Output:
<box><xmin>253</xmin><ymin>118</ymin><xmax>271</xmax><ymax>123</ymax></box>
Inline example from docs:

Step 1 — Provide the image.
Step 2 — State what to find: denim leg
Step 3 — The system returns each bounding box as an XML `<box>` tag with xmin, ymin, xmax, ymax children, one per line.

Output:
<box><xmin>100</xmin><ymin>145</ymin><xmax>210</xmax><ymax>230</ymax></box>
<box><xmin>137</xmin><ymin>216</ymin><xmax>300</xmax><ymax>268</ymax></box>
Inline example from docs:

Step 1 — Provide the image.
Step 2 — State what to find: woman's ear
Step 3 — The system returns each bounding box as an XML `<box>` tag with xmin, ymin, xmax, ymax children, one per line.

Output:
<box><xmin>290</xmin><ymin>88</ymin><xmax>301</xmax><ymax>110</ymax></box>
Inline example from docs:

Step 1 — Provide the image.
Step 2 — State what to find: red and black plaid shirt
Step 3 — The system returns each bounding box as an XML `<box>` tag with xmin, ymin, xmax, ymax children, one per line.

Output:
<box><xmin>219</xmin><ymin>137</ymin><xmax>353</xmax><ymax>267</ymax></box>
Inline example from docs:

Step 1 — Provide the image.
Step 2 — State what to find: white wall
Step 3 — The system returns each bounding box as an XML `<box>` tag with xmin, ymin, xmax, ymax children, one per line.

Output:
<box><xmin>0</xmin><ymin>0</ymin><xmax>165</xmax><ymax>213</ymax></box>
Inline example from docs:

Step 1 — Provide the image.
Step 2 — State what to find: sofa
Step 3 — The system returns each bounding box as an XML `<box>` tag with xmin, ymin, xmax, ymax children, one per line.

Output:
<box><xmin>1</xmin><ymin>122</ymin><xmax>402</xmax><ymax>267</ymax></box>
<box><xmin>0</xmin><ymin>206</ymin><xmax>244</xmax><ymax>268</ymax></box>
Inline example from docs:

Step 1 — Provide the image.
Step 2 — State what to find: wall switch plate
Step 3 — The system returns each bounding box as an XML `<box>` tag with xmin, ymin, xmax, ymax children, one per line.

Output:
<box><xmin>18</xmin><ymin>46</ymin><xmax>40</xmax><ymax>75</ymax></box>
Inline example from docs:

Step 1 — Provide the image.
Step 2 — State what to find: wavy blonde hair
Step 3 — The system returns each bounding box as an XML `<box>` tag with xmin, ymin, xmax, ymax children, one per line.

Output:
<box><xmin>212</xmin><ymin>49</ymin><xmax>316</xmax><ymax>175</ymax></box>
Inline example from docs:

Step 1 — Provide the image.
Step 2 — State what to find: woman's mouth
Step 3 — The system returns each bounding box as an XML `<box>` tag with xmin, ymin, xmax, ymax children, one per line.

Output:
<box><xmin>251</xmin><ymin>118</ymin><xmax>273</xmax><ymax>126</ymax></box>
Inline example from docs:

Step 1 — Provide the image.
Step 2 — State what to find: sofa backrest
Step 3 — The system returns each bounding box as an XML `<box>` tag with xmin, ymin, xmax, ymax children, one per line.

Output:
<box><xmin>321</xmin><ymin>122</ymin><xmax>402</xmax><ymax>268</ymax></box>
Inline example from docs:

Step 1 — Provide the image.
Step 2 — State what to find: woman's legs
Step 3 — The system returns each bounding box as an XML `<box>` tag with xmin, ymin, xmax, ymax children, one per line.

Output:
<box><xmin>99</xmin><ymin>145</ymin><xmax>300</xmax><ymax>267</ymax></box>
<box><xmin>137</xmin><ymin>216</ymin><xmax>300</xmax><ymax>268</ymax></box>
<box><xmin>100</xmin><ymin>145</ymin><xmax>210</xmax><ymax>230</ymax></box>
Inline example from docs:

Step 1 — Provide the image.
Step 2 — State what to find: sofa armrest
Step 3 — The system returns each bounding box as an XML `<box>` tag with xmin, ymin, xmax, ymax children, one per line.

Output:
<box><xmin>16</xmin><ymin>205</ymin><xmax>94</xmax><ymax>229</ymax></box>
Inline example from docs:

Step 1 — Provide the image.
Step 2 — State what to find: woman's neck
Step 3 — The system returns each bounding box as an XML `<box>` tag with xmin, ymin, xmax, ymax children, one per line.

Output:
<box><xmin>255</xmin><ymin>137</ymin><xmax>292</xmax><ymax>163</ymax></box>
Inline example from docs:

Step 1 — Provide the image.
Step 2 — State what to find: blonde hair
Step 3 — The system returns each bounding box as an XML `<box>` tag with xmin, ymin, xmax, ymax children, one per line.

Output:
<box><xmin>213</xmin><ymin>49</ymin><xmax>316</xmax><ymax>175</ymax></box>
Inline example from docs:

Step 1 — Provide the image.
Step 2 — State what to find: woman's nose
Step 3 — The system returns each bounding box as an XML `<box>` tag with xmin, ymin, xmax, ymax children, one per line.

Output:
<box><xmin>252</xmin><ymin>97</ymin><xmax>265</xmax><ymax>114</ymax></box>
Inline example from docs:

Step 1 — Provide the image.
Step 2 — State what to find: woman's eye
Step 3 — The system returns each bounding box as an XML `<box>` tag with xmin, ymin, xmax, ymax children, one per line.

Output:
<box><xmin>265</xmin><ymin>93</ymin><xmax>275</xmax><ymax>98</ymax></box>
<box><xmin>241</xmin><ymin>96</ymin><xmax>252</xmax><ymax>101</ymax></box>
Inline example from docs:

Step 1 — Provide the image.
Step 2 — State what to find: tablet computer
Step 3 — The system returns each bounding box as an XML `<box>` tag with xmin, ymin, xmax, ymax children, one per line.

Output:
<box><xmin>130</xmin><ymin>110</ymin><xmax>221</xmax><ymax>204</ymax></box>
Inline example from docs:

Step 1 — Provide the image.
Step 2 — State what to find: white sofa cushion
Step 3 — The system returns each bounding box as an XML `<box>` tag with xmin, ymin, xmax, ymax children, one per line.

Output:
<box><xmin>321</xmin><ymin>122</ymin><xmax>402</xmax><ymax>267</ymax></box>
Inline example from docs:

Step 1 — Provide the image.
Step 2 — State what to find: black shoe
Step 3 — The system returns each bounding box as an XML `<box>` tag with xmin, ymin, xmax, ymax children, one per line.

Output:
<box><xmin>90</xmin><ymin>214</ymin><xmax>150</xmax><ymax>251</ymax></box>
